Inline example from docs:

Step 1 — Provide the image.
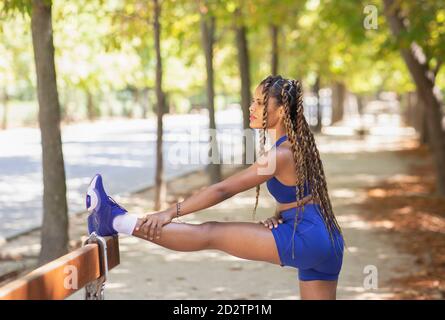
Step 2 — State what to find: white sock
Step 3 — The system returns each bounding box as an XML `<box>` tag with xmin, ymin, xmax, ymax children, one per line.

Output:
<box><xmin>112</xmin><ymin>214</ymin><xmax>138</xmax><ymax>235</ymax></box>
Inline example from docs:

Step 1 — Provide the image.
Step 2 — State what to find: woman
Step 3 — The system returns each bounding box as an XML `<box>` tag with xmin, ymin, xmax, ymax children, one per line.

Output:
<box><xmin>86</xmin><ymin>75</ymin><xmax>345</xmax><ymax>300</ymax></box>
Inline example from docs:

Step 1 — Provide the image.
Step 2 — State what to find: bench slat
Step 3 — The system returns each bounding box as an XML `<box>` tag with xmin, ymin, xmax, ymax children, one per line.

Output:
<box><xmin>0</xmin><ymin>236</ymin><xmax>119</xmax><ymax>300</ymax></box>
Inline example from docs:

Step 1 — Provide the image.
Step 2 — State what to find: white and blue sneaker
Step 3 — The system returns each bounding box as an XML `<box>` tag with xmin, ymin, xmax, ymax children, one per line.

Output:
<box><xmin>86</xmin><ymin>174</ymin><xmax>127</xmax><ymax>236</ymax></box>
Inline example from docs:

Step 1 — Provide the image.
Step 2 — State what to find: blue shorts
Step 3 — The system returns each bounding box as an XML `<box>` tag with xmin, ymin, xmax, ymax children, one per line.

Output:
<box><xmin>270</xmin><ymin>203</ymin><xmax>344</xmax><ymax>281</ymax></box>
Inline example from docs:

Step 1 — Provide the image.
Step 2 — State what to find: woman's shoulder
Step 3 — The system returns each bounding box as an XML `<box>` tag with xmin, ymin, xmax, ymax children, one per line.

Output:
<box><xmin>275</xmin><ymin>142</ymin><xmax>296</xmax><ymax>177</ymax></box>
<box><xmin>261</xmin><ymin>143</ymin><xmax>293</xmax><ymax>174</ymax></box>
<box><xmin>276</xmin><ymin>142</ymin><xmax>294</xmax><ymax>160</ymax></box>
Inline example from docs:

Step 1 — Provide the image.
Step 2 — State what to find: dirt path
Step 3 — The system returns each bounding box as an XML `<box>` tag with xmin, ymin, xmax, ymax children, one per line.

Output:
<box><xmin>319</xmin><ymin>138</ymin><xmax>423</xmax><ymax>299</ymax></box>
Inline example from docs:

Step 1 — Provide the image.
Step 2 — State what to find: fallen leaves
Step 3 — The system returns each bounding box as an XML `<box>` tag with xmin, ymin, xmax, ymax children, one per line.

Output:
<box><xmin>359</xmin><ymin>144</ymin><xmax>445</xmax><ymax>299</ymax></box>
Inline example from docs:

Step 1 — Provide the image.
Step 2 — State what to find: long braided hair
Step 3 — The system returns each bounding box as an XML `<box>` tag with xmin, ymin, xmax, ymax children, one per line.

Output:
<box><xmin>252</xmin><ymin>75</ymin><xmax>346</xmax><ymax>259</ymax></box>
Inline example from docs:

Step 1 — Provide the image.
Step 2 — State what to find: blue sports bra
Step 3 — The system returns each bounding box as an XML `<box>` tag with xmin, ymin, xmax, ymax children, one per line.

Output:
<box><xmin>266</xmin><ymin>135</ymin><xmax>311</xmax><ymax>203</ymax></box>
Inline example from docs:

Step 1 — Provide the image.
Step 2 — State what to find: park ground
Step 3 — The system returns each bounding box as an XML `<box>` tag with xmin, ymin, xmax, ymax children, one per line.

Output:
<box><xmin>0</xmin><ymin>116</ymin><xmax>443</xmax><ymax>299</ymax></box>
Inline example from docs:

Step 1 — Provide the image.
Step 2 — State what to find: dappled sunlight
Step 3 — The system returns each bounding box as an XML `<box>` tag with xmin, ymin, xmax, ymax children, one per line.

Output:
<box><xmin>372</xmin><ymin>220</ymin><xmax>395</xmax><ymax>229</ymax></box>
<box><xmin>0</xmin><ymin>243</ymin><xmax>40</xmax><ymax>260</ymax></box>
<box><xmin>104</xmin><ymin>282</ymin><xmax>126</xmax><ymax>290</ymax></box>
<box><xmin>319</xmin><ymin>121</ymin><xmax>420</xmax><ymax>155</ymax></box>
<box><xmin>417</xmin><ymin>212</ymin><xmax>445</xmax><ymax>233</ymax></box>
<box><xmin>73</xmin><ymin>156</ymin><xmax>147</xmax><ymax>168</ymax></box>
<box><xmin>336</xmin><ymin>214</ymin><xmax>373</xmax><ymax>230</ymax></box>
<box><xmin>109</xmin><ymin>268</ymin><xmax>129</xmax><ymax>274</ymax></box>
<box><xmin>322</xmin><ymin>126</ymin><xmax>357</xmax><ymax>136</ymax></box>
<box><xmin>330</xmin><ymin>174</ymin><xmax>379</xmax><ymax>187</ymax></box>
<box><xmin>121</xmin><ymin>251</ymin><xmax>145</xmax><ymax>259</ymax></box>
<box><xmin>331</xmin><ymin>188</ymin><xmax>359</xmax><ymax>199</ymax></box>
<box><xmin>344</xmin><ymin>246</ymin><xmax>358</xmax><ymax>253</ymax></box>
<box><xmin>162</xmin><ymin>251</ymin><xmax>233</xmax><ymax>263</ymax></box>
<box><xmin>119</xmin><ymin>236</ymin><xmax>141</xmax><ymax>245</ymax></box>
<box><xmin>355</xmin><ymin>146</ymin><xmax>445</xmax><ymax>299</ymax></box>
<box><xmin>229</xmin><ymin>195</ymin><xmax>275</xmax><ymax>208</ymax></box>
<box><xmin>366</xmin><ymin>174</ymin><xmax>430</xmax><ymax>197</ymax></box>
<box><xmin>337</xmin><ymin>286</ymin><xmax>395</xmax><ymax>300</ymax></box>
<box><xmin>319</xmin><ymin>137</ymin><xmax>417</xmax><ymax>154</ymax></box>
<box><xmin>341</xmin><ymin>219</ymin><xmax>373</xmax><ymax>230</ymax></box>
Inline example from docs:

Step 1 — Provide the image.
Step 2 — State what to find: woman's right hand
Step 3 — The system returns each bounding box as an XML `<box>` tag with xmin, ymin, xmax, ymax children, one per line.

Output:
<box><xmin>259</xmin><ymin>216</ymin><xmax>283</xmax><ymax>229</ymax></box>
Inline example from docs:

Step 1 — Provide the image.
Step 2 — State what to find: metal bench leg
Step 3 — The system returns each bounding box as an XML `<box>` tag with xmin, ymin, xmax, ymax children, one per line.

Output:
<box><xmin>83</xmin><ymin>232</ymin><xmax>109</xmax><ymax>300</ymax></box>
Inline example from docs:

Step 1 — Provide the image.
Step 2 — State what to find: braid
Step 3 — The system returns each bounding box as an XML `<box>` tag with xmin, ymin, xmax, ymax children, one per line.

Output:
<box><xmin>252</xmin><ymin>75</ymin><xmax>347</xmax><ymax>261</ymax></box>
<box><xmin>295</xmin><ymin>80</ymin><xmax>346</xmax><ymax>257</ymax></box>
<box><xmin>281</xmin><ymin>80</ymin><xmax>309</xmax><ymax>259</ymax></box>
<box><xmin>308</xmin><ymin>127</ymin><xmax>345</xmax><ymax>257</ymax></box>
<box><xmin>252</xmin><ymin>75</ymin><xmax>276</xmax><ymax>220</ymax></box>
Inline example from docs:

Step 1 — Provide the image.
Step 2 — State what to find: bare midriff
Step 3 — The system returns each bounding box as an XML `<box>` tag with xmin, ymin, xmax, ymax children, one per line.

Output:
<box><xmin>275</xmin><ymin>194</ymin><xmax>320</xmax><ymax>216</ymax></box>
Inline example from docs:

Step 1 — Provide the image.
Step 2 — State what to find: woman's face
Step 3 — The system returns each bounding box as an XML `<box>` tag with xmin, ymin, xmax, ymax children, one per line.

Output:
<box><xmin>249</xmin><ymin>85</ymin><xmax>283</xmax><ymax>129</ymax></box>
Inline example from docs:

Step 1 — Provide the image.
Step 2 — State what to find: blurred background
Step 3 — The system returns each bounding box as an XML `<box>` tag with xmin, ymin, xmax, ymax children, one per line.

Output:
<box><xmin>0</xmin><ymin>0</ymin><xmax>444</xmax><ymax>299</ymax></box>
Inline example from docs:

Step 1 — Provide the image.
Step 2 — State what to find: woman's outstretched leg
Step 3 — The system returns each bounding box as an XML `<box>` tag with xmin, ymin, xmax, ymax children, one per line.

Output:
<box><xmin>86</xmin><ymin>174</ymin><xmax>281</xmax><ymax>266</ymax></box>
<box><xmin>131</xmin><ymin>219</ymin><xmax>282</xmax><ymax>266</ymax></box>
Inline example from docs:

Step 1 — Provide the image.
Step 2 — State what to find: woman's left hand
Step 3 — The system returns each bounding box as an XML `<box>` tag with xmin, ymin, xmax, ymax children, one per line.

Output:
<box><xmin>137</xmin><ymin>210</ymin><xmax>174</xmax><ymax>240</ymax></box>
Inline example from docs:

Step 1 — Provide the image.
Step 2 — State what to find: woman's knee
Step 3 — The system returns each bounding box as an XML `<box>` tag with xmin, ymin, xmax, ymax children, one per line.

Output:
<box><xmin>199</xmin><ymin>220</ymin><xmax>219</xmax><ymax>248</ymax></box>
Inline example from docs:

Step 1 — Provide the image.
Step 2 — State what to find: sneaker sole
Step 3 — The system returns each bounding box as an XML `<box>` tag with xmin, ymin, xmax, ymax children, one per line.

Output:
<box><xmin>86</xmin><ymin>175</ymin><xmax>101</xmax><ymax>214</ymax></box>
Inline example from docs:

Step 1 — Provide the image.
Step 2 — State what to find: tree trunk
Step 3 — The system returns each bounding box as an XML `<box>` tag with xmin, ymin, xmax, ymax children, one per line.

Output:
<box><xmin>401</xmin><ymin>91</ymin><xmax>414</xmax><ymax>127</ymax></box>
<box><xmin>153</xmin><ymin>0</ymin><xmax>166</xmax><ymax>211</ymax></box>
<box><xmin>313</xmin><ymin>75</ymin><xmax>322</xmax><ymax>132</ymax></box>
<box><xmin>141</xmin><ymin>88</ymin><xmax>149</xmax><ymax>118</ymax></box>
<box><xmin>86</xmin><ymin>90</ymin><xmax>95</xmax><ymax>120</ymax></box>
<box><xmin>356</xmin><ymin>94</ymin><xmax>364</xmax><ymax>116</ymax></box>
<box><xmin>407</xmin><ymin>91</ymin><xmax>430</xmax><ymax>145</ymax></box>
<box><xmin>356</xmin><ymin>94</ymin><xmax>369</xmax><ymax>137</ymax></box>
<box><xmin>1</xmin><ymin>87</ymin><xmax>8</xmax><ymax>130</ymax></box>
<box><xmin>408</xmin><ymin>92</ymin><xmax>416</xmax><ymax>128</ymax></box>
<box><xmin>409</xmin><ymin>92</ymin><xmax>418</xmax><ymax>128</ymax></box>
<box><xmin>331</xmin><ymin>81</ymin><xmax>345</xmax><ymax>124</ymax></box>
<box><xmin>383</xmin><ymin>0</ymin><xmax>445</xmax><ymax>195</ymax></box>
<box><xmin>235</xmin><ymin>10</ymin><xmax>252</xmax><ymax>167</ymax></box>
<box><xmin>270</xmin><ymin>24</ymin><xmax>279</xmax><ymax>76</ymax></box>
<box><xmin>31</xmin><ymin>0</ymin><xmax>69</xmax><ymax>265</ymax></box>
<box><xmin>418</xmin><ymin>97</ymin><xmax>430</xmax><ymax>146</ymax></box>
<box><xmin>200</xmin><ymin>8</ymin><xmax>221</xmax><ymax>183</ymax></box>
<box><xmin>408</xmin><ymin>92</ymin><xmax>417</xmax><ymax>129</ymax></box>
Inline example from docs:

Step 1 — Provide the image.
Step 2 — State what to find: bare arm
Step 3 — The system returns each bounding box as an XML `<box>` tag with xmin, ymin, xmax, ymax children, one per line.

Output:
<box><xmin>164</xmin><ymin>146</ymin><xmax>289</xmax><ymax>219</ymax></box>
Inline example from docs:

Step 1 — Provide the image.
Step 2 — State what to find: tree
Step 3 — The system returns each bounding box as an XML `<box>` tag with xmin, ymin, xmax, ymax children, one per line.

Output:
<box><xmin>30</xmin><ymin>0</ymin><xmax>69</xmax><ymax>264</ymax></box>
<box><xmin>313</xmin><ymin>75</ymin><xmax>322</xmax><ymax>132</ymax></box>
<box><xmin>0</xmin><ymin>10</ymin><xmax>34</xmax><ymax>130</ymax></box>
<box><xmin>152</xmin><ymin>0</ymin><xmax>167</xmax><ymax>211</ymax></box>
<box><xmin>200</xmin><ymin>1</ymin><xmax>222</xmax><ymax>183</ymax></box>
<box><xmin>231</xmin><ymin>6</ymin><xmax>252</xmax><ymax>166</ymax></box>
<box><xmin>270</xmin><ymin>23</ymin><xmax>279</xmax><ymax>76</ymax></box>
<box><xmin>3</xmin><ymin>0</ymin><xmax>69</xmax><ymax>263</ymax></box>
<box><xmin>331</xmin><ymin>82</ymin><xmax>346</xmax><ymax>125</ymax></box>
<box><xmin>383</xmin><ymin>0</ymin><xmax>445</xmax><ymax>195</ymax></box>
<box><xmin>317</xmin><ymin>0</ymin><xmax>445</xmax><ymax>194</ymax></box>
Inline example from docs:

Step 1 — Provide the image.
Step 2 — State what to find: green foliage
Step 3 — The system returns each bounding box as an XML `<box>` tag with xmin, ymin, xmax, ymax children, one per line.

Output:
<box><xmin>1</xmin><ymin>0</ymin><xmax>444</xmax><ymax>124</ymax></box>
<box><xmin>1</xmin><ymin>0</ymin><xmax>32</xmax><ymax>16</ymax></box>
<box><xmin>0</xmin><ymin>7</ymin><xmax>34</xmax><ymax>100</ymax></box>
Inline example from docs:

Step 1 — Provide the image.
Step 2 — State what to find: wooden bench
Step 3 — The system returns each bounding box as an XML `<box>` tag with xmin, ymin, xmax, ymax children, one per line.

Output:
<box><xmin>0</xmin><ymin>233</ymin><xmax>119</xmax><ymax>300</ymax></box>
